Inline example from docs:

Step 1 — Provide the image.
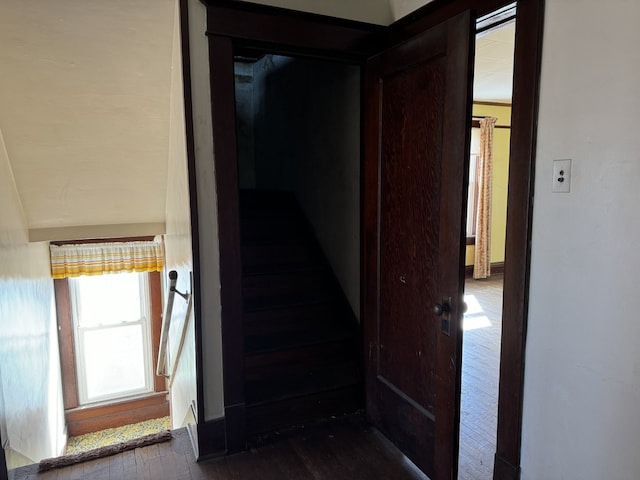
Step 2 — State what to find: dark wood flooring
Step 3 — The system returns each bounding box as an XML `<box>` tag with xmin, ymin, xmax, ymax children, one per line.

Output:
<box><xmin>10</xmin><ymin>276</ymin><xmax>502</xmax><ymax>480</ymax></box>
<box><xmin>10</xmin><ymin>418</ymin><xmax>428</xmax><ymax>480</ymax></box>
<box><xmin>458</xmin><ymin>275</ymin><xmax>503</xmax><ymax>480</ymax></box>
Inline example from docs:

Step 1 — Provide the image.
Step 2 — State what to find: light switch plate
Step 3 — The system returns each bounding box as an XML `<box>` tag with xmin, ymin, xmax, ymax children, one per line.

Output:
<box><xmin>552</xmin><ymin>159</ymin><xmax>571</xmax><ymax>193</ymax></box>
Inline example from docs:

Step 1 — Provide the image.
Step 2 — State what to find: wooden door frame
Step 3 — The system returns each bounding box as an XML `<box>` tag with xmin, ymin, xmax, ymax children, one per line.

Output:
<box><xmin>197</xmin><ymin>0</ymin><xmax>385</xmax><ymax>456</ymax></box>
<box><xmin>363</xmin><ymin>12</ymin><xmax>475</xmax><ymax>478</ymax></box>
<box><xmin>388</xmin><ymin>2</ymin><xmax>544</xmax><ymax>478</ymax></box>
<box><xmin>185</xmin><ymin>0</ymin><xmax>544</xmax><ymax>477</ymax></box>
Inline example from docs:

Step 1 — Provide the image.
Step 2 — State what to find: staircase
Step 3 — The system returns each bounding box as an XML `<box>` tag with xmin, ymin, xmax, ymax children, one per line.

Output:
<box><xmin>239</xmin><ymin>190</ymin><xmax>362</xmax><ymax>436</ymax></box>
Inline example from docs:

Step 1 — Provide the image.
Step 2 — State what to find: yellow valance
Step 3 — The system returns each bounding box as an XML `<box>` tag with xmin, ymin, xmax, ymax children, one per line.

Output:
<box><xmin>50</xmin><ymin>239</ymin><xmax>164</xmax><ymax>279</ymax></box>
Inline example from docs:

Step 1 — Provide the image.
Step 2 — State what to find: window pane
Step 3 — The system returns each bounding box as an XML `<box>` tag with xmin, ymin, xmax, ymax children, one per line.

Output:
<box><xmin>81</xmin><ymin>324</ymin><xmax>148</xmax><ymax>400</ymax></box>
<box><xmin>74</xmin><ymin>272</ymin><xmax>143</xmax><ymax>327</ymax></box>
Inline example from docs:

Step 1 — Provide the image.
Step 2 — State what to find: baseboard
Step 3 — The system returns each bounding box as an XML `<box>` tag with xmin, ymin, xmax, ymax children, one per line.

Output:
<box><xmin>196</xmin><ymin>417</ymin><xmax>226</xmax><ymax>460</ymax></box>
<box><xmin>465</xmin><ymin>261</ymin><xmax>505</xmax><ymax>279</ymax></box>
<box><xmin>493</xmin><ymin>453</ymin><xmax>520</xmax><ymax>480</ymax></box>
<box><xmin>223</xmin><ymin>403</ymin><xmax>246</xmax><ymax>454</ymax></box>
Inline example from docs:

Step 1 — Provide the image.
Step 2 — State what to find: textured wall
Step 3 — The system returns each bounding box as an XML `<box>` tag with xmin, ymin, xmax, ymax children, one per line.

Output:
<box><xmin>164</xmin><ymin>0</ymin><xmax>197</xmax><ymax>430</ymax></box>
<box><xmin>0</xmin><ymin>130</ymin><xmax>65</xmax><ymax>468</ymax></box>
<box><xmin>521</xmin><ymin>1</ymin><xmax>640</xmax><ymax>478</ymax></box>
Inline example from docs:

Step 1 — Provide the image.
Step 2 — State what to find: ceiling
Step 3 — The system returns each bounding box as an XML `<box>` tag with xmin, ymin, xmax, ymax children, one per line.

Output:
<box><xmin>474</xmin><ymin>22</ymin><xmax>516</xmax><ymax>103</ymax></box>
<box><xmin>0</xmin><ymin>1</ymin><xmax>513</xmax><ymax>242</ymax></box>
<box><xmin>0</xmin><ymin>0</ymin><xmax>177</xmax><ymax>240</ymax></box>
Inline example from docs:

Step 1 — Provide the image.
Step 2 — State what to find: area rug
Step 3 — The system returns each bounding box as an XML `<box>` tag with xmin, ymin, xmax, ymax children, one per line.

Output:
<box><xmin>38</xmin><ymin>430</ymin><xmax>172</xmax><ymax>471</ymax></box>
<box><xmin>66</xmin><ymin>416</ymin><xmax>171</xmax><ymax>454</ymax></box>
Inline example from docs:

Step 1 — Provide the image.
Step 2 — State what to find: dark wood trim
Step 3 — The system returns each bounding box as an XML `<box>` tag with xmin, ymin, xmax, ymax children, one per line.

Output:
<box><xmin>466</xmin><ymin>236</ymin><xmax>475</xmax><ymax>245</ymax></box>
<box><xmin>203</xmin><ymin>0</ymin><xmax>385</xmax><ymax>62</ymax></box>
<box><xmin>494</xmin><ymin>454</ymin><xmax>520</xmax><ymax>480</ymax></box>
<box><xmin>494</xmin><ymin>1</ymin><xmax>544</xmax><ymax>478</ymax></box>
<box><xmin>476</xmin><ymin>3</ymin><xmax>516</xmax><ymax>34</ymax></box>
<box><xmin>65</xmin><ymin>392</ymin><xmax>169</xmax><ymax>437</ymax></box>
<box><xmin>50</xmin><ymin>236</ymin><xmax>155</xmax><ymax>246</ymax></box>
<box><xmin>387</xmin><ymin>1</ymin><xmax>543</xmax><ymax>478</ymax></box>
<box><xmin>149</xmin><ymin>271</ymin><xmax>166</xmax><ymax>393</ymax></box>
<box><xmin>465</xmin><ymin>261</ymin><xmax>505</xmax><ymax>278</ymax></box>
<box><xmin>0</xmin><ymin>439</ymin><xmax>7</xmax><ymax>480</ymax></box>
<box><xmin>196</xmin><ymin>2</ymin><xmax>543</xmax><ymax>477</ymax></box>
<box><xmin>208</xmin><ymin>34</ymin><xmax>246</xmax><ymax>453</ymax></box>
<box><xmin>54</xmin><ymin>278</ymin><xmax>79</xmax><ymax>410</ymax></box>
<box><xmin>472</xmin><ymin>118</ymin><xmax>510</xmax><ymax>129</ymax></box>
<box><xmin>196</xmin><ymin>416</ymin><xmax>228</xmax><ymax>459</ymax></box>
<box><xmin>222</xmin><ymin>403</ymin><xmax>246</xmax><ymax>455</ymax></box>
<box><xmin>203</xmin><ymin>2</ymin><xmax>392</xmax><ymax>454</ymax></box>
<box><xmin>178</xmin><ymin>0</ymin><xmax>206</xmax><ymax>427</ymax></box>
<box><xmin>474</xmin><ymin>100</ymin><xmax>512</xmax><ymax>107</ymax></box>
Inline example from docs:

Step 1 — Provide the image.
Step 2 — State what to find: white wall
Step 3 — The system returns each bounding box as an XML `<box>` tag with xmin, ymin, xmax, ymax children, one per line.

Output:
<box><xmin>164</xmin><ymin>0</ymin><xmax>198</xmax><ymax>431</ymax></box>
<box><xmin>186</xmin><ymin>0</ymin><xmax>225</xmax><ymax>421</ymax></box>
<box><xmin>521</xmin><ymin>1</ymin><xmax>640</xmax><ymax>478</ymax></box>
<box><xmin>242</xmin><ymin>0</ymin><xmax>392</xmax><ymax>25</ymax></box>
<box><xmin>388</xmin><ymin>0</ymin><xmax>432</xmax><ymax>21</ymax></box>
<box><xmin>0</xmin><ymin>130</ymin><xmax>65</xmax><ymax>468</ymax></box>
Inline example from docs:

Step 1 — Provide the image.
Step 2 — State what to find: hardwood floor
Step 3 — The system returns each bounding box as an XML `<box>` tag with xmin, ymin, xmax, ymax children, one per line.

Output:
<box><xmin>458</xmin><ymin>275</ymin><xmax>503</xmax><ymax>480</ymax></box>
<box><xmin>10</xmin><ymin>418</ymin><xmax>427</xmax><ymax>480</ymax></box>
<box><xmin>10</xmin><ymin>276</ymin><xmax>503</xmax><ymax>480</ymax></box>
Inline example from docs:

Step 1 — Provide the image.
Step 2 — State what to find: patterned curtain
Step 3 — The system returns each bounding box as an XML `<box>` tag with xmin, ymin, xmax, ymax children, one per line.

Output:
<box><xmin>50</xmin><ymin>238</ymin><xmax>164</xmax><ymax>279</ymax></box>
<box><xmin>473</xmin><ymin>117</ymin><xmax>497</xmax><ymax>279</ymax></box>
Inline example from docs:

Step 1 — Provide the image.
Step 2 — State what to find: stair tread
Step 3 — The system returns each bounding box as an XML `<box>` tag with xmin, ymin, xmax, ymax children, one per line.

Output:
<box><xmin>242</xmin><ymin>262</ymin><xmax>324</xmax><ymax>276</ymax></box>
<box><xmin>245</xmin><ymin>362</ymin><xmax>360</xmax><ymax>406</ymax></box>
<box><xmin>243</xmin><ymin>292</ymin><xmax>337</xmax><ymax>312</ymax></box>
<box><xmin>239</xmin><ymin>189</ymin><xmax>362</xmax><ymax>434</ymax></box>
<box><xmin>245</xmin><ymin>324</ymin><xmax>353</xmax><ymax>355</ymax></box>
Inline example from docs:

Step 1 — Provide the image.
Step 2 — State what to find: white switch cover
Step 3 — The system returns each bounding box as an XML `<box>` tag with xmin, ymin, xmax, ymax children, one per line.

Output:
<box><xmin>552</xmin><ymin>159</ymin><xmax>571</xmax><ymax>193</ymax></box>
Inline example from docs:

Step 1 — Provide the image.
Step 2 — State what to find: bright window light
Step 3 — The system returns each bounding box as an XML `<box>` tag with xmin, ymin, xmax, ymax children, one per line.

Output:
<box><xmin>69</xmin><ymin>272</ymin><xmax>153</xmax><ymax>405</ymax></box>
<box><xmin>463</xmin><ymin>294</ymin><xmax>484</xmax><ymax>316</ymax></box>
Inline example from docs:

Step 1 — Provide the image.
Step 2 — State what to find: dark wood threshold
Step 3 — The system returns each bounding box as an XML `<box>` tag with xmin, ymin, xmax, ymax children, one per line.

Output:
<box><xmin>65</xmin><ymin>392</ymin><xmax>169</xmax><ymax>437</ymax></box>
<box><xmin>493</xmin><ymin>453</ymin><xmax>520</xmax><ymax>480</ymax></box>
<box><xmin>195</xmin><ymin>416</ymin><xmax>226</xmax><ymax>460</ymax></box>
<box><xmin>465</xmin><ymin>261</ymin><xmax>505</xmax><ymax>279</ymax></box>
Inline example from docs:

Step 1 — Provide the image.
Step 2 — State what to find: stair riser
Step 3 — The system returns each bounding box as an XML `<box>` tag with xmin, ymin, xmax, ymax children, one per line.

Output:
<box><xmin>246</xmin><ymin>386</ymin><xmax>362</xmax><ymax>435</ymax></box>
<box><xmin>243</xmin><ymin>271</ymin><xmax>332</xmax><ymax>301</ymax></box>
<box><xmin>244</xmin><ymin>303</ymin><xmax>338</xmax><ymax>335</ymax></box>
<box><xmin>242</xmin><ymin>244</ymin><xmax>317</xmax><ymax>269</ymax></box>
<box><xmin>245</xmin><ymin>341</ymin><xmax>355</xmax><ymax>381</ymax></box>
<box><xmin>239</xmin><ymin>190</ymin><xmax>362</xmax><ymax>436</ymax></box>
<box><xmin>241</xmin><ymin>218</ymin><xmax>307</xmax><ymax>244</ymax></box>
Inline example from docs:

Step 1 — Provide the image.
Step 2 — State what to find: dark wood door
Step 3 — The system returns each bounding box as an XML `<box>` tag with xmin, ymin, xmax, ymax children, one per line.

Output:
<box><xmin>363</xmin><ymin>11</ymin><xmax>474</xmax><ymax>480</ymax></box>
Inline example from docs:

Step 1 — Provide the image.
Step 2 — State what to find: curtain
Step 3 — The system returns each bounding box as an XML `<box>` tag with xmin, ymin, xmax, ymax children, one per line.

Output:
<box><xmin>473</xmin><ymin>117</ymin><xmax>497</xmax><ymax>279</ymax></box>
<box><xmin>50</xmin><ymin>238</ymin><xmax>164</xmax><ymax>279</ymax></box>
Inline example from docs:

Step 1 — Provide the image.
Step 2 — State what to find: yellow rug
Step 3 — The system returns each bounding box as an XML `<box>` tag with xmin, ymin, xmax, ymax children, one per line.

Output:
<box><xmin>65</xmin><ymin>416</ymin><xmax>171</xmax><ymax>455</ymax></box>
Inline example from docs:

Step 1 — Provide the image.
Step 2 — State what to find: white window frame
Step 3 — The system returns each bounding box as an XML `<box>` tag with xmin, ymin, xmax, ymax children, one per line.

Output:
<box><xmin>69</xmin><ymin>272</ymin><xmax>154</xmax><ymax>405</ymax></box>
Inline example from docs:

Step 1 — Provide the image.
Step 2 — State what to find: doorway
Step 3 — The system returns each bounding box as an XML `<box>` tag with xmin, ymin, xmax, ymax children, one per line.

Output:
<box><xmin>232</xmin><ymin>51</ymin><xmax>363</xmax><ymax>437</ymax></box>
<box><xmin>459</xmin><ymin>15</ymin><xmax>515</xmax><ymax>478</ymax></box>
<box><xmin>201</xmin><ymin>0</ymin><xmax>543</xmax><ymax>476</ymax></box>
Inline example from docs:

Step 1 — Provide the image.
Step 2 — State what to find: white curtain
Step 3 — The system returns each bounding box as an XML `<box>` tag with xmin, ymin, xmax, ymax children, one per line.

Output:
<box><xmin>473</xmin><ymin>117</ymin><xmax>497</xmax><ymax>279</ymax></box>
<box><xmin>50</xmin><ymin>238</ymin><xmax>164</xmax><ymax>279</ymax></box>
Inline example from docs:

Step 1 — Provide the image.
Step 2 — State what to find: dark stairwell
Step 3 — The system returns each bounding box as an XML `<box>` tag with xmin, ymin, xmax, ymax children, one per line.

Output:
<box><xmin>239</xmin><ymin>189</ymin><xmax>362</xmax><ymax>437</ymax></box>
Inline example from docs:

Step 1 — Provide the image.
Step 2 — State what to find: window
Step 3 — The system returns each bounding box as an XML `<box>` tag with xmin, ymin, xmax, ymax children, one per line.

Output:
<box><xmin>466</xmin><ymin>126</ymin><xmax>481</xmax><ymax>240</ymax></box>
<box><xmin>69</xmin><ymin>272</ymin><xmax>153</xmax><ymax>405</ymax></box>
<box><xmin>52</xmin><ymin>238</ymin><xmax>167</xmax><ymax>435</ymax></box>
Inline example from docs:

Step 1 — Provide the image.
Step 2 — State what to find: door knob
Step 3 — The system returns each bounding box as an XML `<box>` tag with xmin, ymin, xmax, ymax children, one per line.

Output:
<box><xmin>433</xmin><ymin>298</ymin><xmax>451</xmax><ymax>316</ymax></box>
